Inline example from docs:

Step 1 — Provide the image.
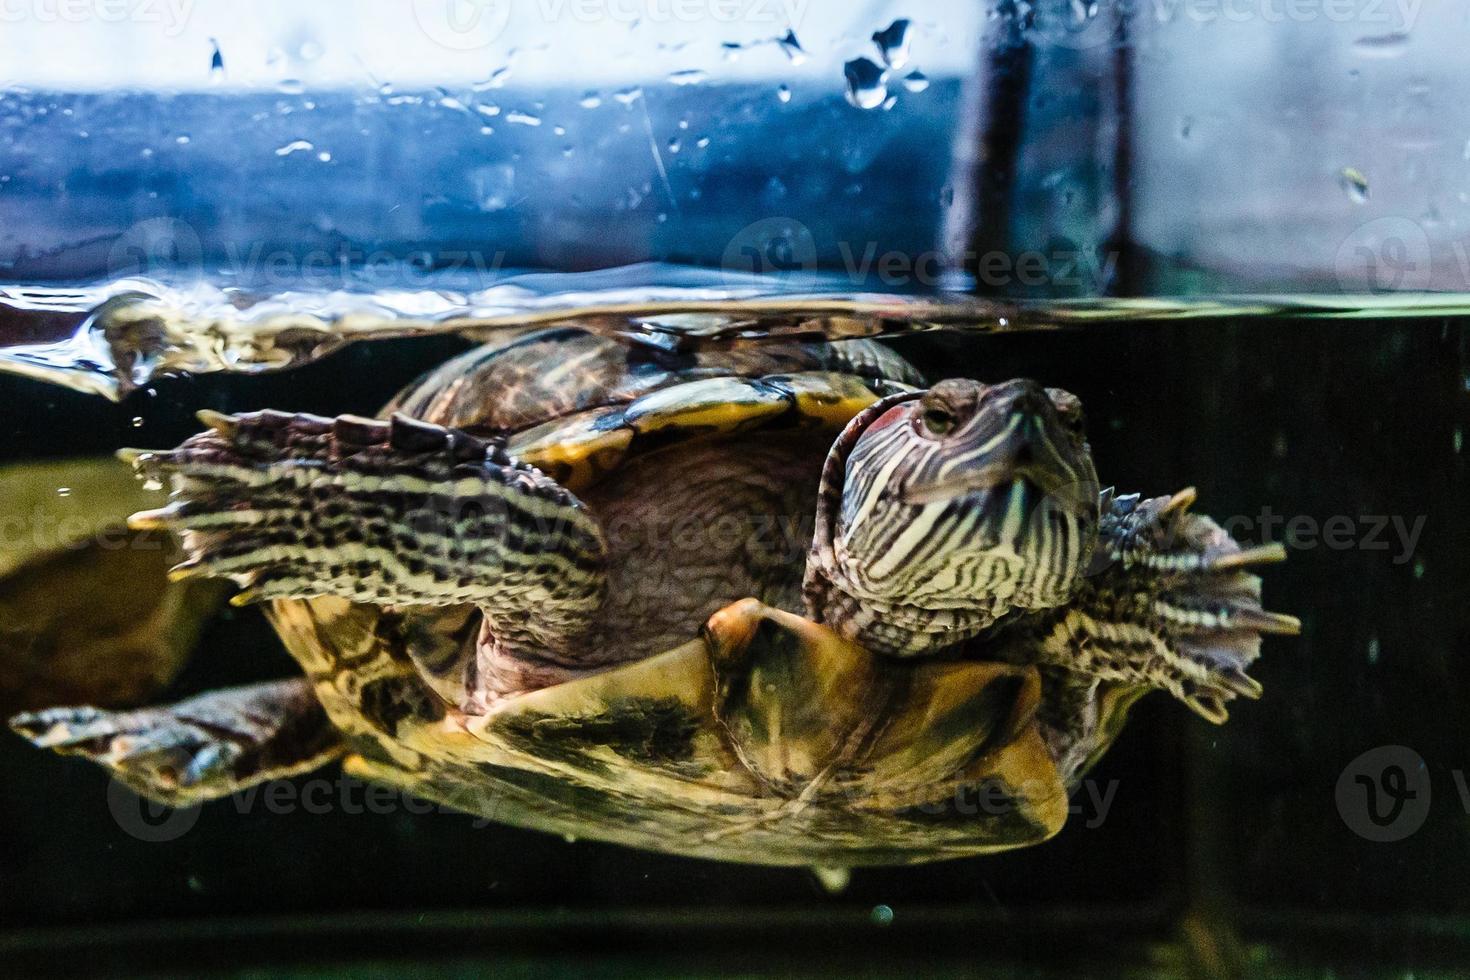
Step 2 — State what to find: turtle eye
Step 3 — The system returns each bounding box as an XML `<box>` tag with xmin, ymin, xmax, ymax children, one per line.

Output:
<box><xmin>1061</xmin><ymin>407</ymin><xmax>1086</xmax><ymax>437</ymax></box>
<box><xmin>920</xmin><ymin>406</ymin><xmax>955</xmax><ymax>437</ymax></box>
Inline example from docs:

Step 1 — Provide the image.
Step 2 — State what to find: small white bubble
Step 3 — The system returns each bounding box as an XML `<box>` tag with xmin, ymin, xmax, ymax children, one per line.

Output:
<box><xmin>901</xmin><ymin>70</ymin><xmax>929</xmax><ymax>93</ymax></box>
<box><xmin>579</xmin><ymin>92</ymin><xmax>602</xmax><ymax>109</ymax></box>
<box><xmin>871</xmin><ymin>904</ymin><xmax>894</xmax><ymax>926</ymax></box>
<box><xmin>174</xmin><ymin>134</ymin><xmax>191</xmax><ymax>145</ymax></box>
<box><xmin>776</xmin><ymin>84</ymin><xmax>791</xmax><ymax>103</ymax></box>
<box><xmin>506</xmin><ymin>111</ymin><xmax>541</xmax><ymax>127</ymax></box>
<box><xmin>131</xmin><ymin>416</ymin><xmax>145</xmax><ymax>428</ymax></box>
<box><xmin>667</xmin><ymin>69</ymin><xmax>707</xmax><ymax>86</ymax></box>
<box><xmin>56</xmin><ymin>487</ymin><xmax>71</xmax><ymax>497</ymax></box>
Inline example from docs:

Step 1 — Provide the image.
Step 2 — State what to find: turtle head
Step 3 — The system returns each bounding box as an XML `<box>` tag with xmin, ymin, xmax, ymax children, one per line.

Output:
<box><xmin>806</xmin><ymin>378</ymin><xmax>1100</xmax><ymax>657</ymax></box>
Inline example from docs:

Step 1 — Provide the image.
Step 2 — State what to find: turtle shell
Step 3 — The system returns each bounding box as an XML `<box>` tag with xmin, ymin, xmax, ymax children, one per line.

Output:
<box><xmin>261</xmin><ymin>327</ymin><xmax>1123</xmax><ymax>863</ymax></box>
<box><xmin>326</xmin><ymin>602</ymin><xmax>1074</xmax><ymax>865</ymax></box>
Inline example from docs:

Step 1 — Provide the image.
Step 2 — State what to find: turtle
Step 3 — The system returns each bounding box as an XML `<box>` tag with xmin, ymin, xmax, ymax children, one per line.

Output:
<box><xmin>9</xmin><ymin>328</ymin><xmax>1298</xmax><ymax>866</ymax></box>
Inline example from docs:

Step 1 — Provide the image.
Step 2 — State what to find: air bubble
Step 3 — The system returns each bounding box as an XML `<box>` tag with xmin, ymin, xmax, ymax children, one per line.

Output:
<box><xmin>777</xmin><ymin>29</ymin><xmax>807</xmax><ymax>65</ymax></box>
<box><xmin>776</xmin><ymin>84</ymin><xmax>791</xmax><ymax>104</ymax></box>
<box><xmin>843</xmin><ymin>57</ymin><xmax>888</xmax><ymax>110</ymax></box>
<box><xmin>872</xmin><ymin>19</ymin><xmax>912</xmax><ymax>69</ymax></box>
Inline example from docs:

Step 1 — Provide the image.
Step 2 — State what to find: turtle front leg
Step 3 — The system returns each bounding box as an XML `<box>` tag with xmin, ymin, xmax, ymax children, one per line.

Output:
<box><xmin>9</xmin><ymin>678</ymin><xmax>342</xmax><ymax>806</ymax></box>
<box><xmin>122</xmin><ymin>410</ymin><xmax>608</xmax><ymax>651</ymax></box>
<box><xmin>1028</xmin><ymin>488</ymin><xmax>1300</xmax><ymax>724</ymax></box>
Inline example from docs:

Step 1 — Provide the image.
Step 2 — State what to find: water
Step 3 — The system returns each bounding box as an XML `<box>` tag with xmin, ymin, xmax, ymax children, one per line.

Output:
<box><xmin>1</xmin><ymin>280</ymin><xmax>1467</xmax><ymax>976</ymax></box>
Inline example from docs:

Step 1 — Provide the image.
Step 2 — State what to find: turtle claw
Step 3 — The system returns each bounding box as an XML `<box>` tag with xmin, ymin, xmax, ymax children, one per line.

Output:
<box><xmin>195</xmin><ymin>409</ymin><xmax>239</xmax><ymax>437</ymax></box>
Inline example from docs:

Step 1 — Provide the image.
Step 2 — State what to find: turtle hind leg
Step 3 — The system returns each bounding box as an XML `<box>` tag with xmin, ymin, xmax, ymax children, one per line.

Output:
<box><xmin>9</xmin><ymin>678</ymin><xmax>343</xmax><ymax>806</ymax></box>
<box><xmin>123</xmin><ymin>409</ymin><xmax>609</xmax><ymax>648</ymax></box>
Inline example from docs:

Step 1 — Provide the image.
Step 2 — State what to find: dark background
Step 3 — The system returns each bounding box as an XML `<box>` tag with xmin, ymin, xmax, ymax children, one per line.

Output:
<box><xmin>2</xmin><ymin>314</ymin><xmax>1467</xmax><ymax>976</ymax></box>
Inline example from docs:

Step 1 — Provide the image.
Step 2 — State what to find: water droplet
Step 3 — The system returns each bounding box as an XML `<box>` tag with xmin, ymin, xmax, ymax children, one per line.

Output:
<box><xmin>316</xmin><ymin>151</ymin><xmax>332</xmax><ymax>163</ymax></box>
<box><xmin>275</xmin><ymin>139</ymin><xmax>314</xmax><ymax>157</ymax></box>
<box><xmin>56</xmin><ymin>487</ymin><xmax>71</xmax><ymax>497</ymax></box>
<box><xmin>776</xmin><ymin>84</ymin><xmax>791</xmax><ymax>104</ymax></box>
<box><xmin>579</xmin><ymin>91</ymin><xmax>602</xmax><ymax>109</ymax></box>
<box><xmin>695</xmin><ymin>136</ymin><xmax>710</xmax><ymax>149</ymax></box>
<box><xmin>1413</xmin><ymin>559</ymin><xmax>1426</xmax><ymax>580</ymax></box>
<box><xmin>777</xmin><ymin>29</ymin><xmax>807</xmax><ymax>65</ymax></box>
<box><xmin>1366</xmin><ymin>635</ymin><xmax>1380</xmax><ymax>664</ymax></box>
<box><xmin>843</xmin><ymin>57</ymin><xmax>888</xmax><ymax>110</ymax></box>
<box><xmin>667</xmin><ymin>137</ymin><xmax>681</xmax><ymax>153</ymax></box>
<box><xmin>438</xmin><ymin>95</ymin><xmax>469</xmax><ymax>113</ymax></box>
<box><xmin>506</xmin><ymin>110</ymin><xmax>541</xmax><ymax>127</ymax></box>
<box><xmin>1351</xmin><ymin>32</ymin><xmax>1410</xmax><ymax>58</ymax></box>
<box><xmin>1339</xmin><ymin>167</ymin><xmax>1370</xmax><ymax>204</ymax></box>
<box><xmin>872</xmin><ymin>19</ymin><xmax>912</xmax><ymax>69</ymax></box>
<box><xmin>871</xmin><ymin>905</ymin><xmax>894</xmax><ymax>926</ymax></box>
<box><xmin>552</xmin><ymin>125</ymin><xmax>566</xmax><ymax>136</ymax></box>
<box><xmin>613</xmin><ymin>86</ymin><xmax>643</xmax><ymax>106</ymax></box>
<box><xmin>901</xmin><ymin>70</ymin><xmax>929</xmax><ymax>93</ymax></box>
<box><xmin>667</xmin><ymin>69</ymin><xmax>707</xmax><ymax>86</ymax></box>
<box><xmin>208</xmin><ymin>38</ymin><xmax>224</xmax><ymax>78</ymax></box>
<box><xmin>474</xmin><ymin>65</ymin><xmax>512</xmax><ymax>91</ymax></box>
<box><xmin>131</xmin><ymin>416</ymin><xmax>144</xmax><ymax>428</ymax></box>
<box><xmin>277</xmin><ymin>78</ymin><xmax>305</xmax><ymax>95</ymax></box>
<box><xmin>174</xmin><ymin>134</ymin><xmax>191</xmax><ymax>145</ymax></box>
<box><xmin>476</xmin><ymin>104</ymin><xmax>501</xmax><ymax>118</ymax></box>
<box><xmin>881</xmin><ymin>94</ymin><xmax>898</xmax><ymax>111</ymax></box>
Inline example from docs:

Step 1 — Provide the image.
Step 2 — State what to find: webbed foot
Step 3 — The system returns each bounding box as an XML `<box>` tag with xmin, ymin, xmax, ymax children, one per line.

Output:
<box><xmin>9</xmin><ymin>678</ymin><xmax>342</xmax><ymax>805</ymax></box>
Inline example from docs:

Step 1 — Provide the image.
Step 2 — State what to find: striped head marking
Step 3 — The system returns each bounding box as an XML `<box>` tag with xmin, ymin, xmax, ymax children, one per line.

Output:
<box><xmin>811</xmin><ymin>379</ymin><xmax>1100</xmax><ymax>654</ymax></box>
